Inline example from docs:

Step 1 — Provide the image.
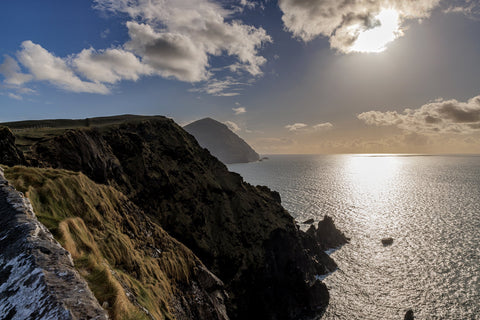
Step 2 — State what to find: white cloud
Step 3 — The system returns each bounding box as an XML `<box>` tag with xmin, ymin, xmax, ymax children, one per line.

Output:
<box><xmin>444</xmin><ymin>1</ymin><xmax>480</xmax><ymax>19</ymax></box>
<box><xmin>0</xmin><ymin>86</ymin><xmax>37</xmax><ymax>101</ymax></box>
<box><xmin>17</xmin><ymin>41</ymin><xmax>110</xmax><ymax>94</ymax></box>
<box><xmin>224</xmin><ymin>120</ymin><xmax>241</xmax><ymax>132</ymax></box>
<box><xmin>17</xmin><ymin>87</ymin><xmax>36</xmax><ymax>95</ymax></box>
<box><xmin>1</xmin><ymin>0</ymin><xmax>272</xmax><ymax>96</ymax></box>
<box><xmin>100</xmin><ymin>28</ymin><xmax>110</xmax><ymax>39</ymax></box>
<box><xmin>233</xmin><ymin>106</ymin><xmax>246</xmax><ymax>115</ymax></box>
<box><xmin>0</xmin><ymin>55</ymin><xmax>33</xmax><ymax>85</ymax></box>
<box><xmin>286</xmin><ymin>122</ymin><xmax>334</xmax><ymax>132</ymax></box>
<box><xmin>285</xmin><ymin>123</ymin><xmax>308</xmax><ymax>131</ymax></box>
<box><xmin>312</xmin><ymin>122</ymin><xmax>333</xmax><ymax>131</ymax></box>
<box><xmin>358</xmin><ymin>95</ymin><xmax>480</xmax><ymax>134</ymax></box>
<box><xmin>278</xmin><ymin>0</ymin><xmax>442</xmax><ymax>52</ymax></box>
<box><xmin>189</xmin><ymin>78</ymin><xmax>243</xmax><ymax>96</ymax></box>
<box><xmin>8</xmin><ymin>93</ymin><xmax>22</xmax><ymax>100</ymax></box>
<box><xmin>95</xmin><ymin>0</ymin><xmax>272</xmax><ymax>80</ymax></box>
<box><xmin>239</xmin><ymin>0</ymin><xmax>257</xmax><ymax>10</ymax></box>
<box><xmin>74</xmin><ymin>47</ymin><xmax>152</xmax><ymax>83</ymax></box>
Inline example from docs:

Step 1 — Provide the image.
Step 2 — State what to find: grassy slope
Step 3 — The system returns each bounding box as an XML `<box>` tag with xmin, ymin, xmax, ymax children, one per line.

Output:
<box><xmin>3</xmin><ymin>166</ymin><xmax>200</xmax><ymax>320</ymax></box>
<box><xmin>0</xmin><ymin>114</ymin><xmax>167</xmax><ymax>130</ymax></box>
<box><xmin>2</xmin><ymin>115</ymin><xmax>167</xmax><ymax>156</ymax></box>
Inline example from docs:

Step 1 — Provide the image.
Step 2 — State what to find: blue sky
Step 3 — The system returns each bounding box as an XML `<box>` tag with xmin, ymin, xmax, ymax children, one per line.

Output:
<box><xmin>1</xmin><ymin>0</ymin><xmax>480</xmax><ymax>153</ymax></box>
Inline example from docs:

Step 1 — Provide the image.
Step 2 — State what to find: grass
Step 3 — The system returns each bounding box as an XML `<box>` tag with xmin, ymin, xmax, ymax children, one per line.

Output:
<box><xmin>1</xmin><ymin>115</ymin><xmax>169</xmax><ymax>155</ymax></box>
<box><xmin>0</xmin><ymin>114</ymin><xmax>168</xmax><ymax>130</ymax></box>
<box><xmin>3</xmin><ymin>165</ymin><xmax>199</xmax><ymax>320</ymax></box>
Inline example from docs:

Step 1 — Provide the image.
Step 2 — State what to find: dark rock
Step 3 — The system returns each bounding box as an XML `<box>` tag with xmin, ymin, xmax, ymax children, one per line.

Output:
<box><xmin>0</xmin><ymin>127</ymin><xmax>26</xmax><ymax>166</ymax></box>
<box><xmin>256</xmin><ymin>185</ymin><xmax>282</xmax><ymax>203</ymax></box>
<box><xmin>303</xmin><ymin>218</ymin><xmax>315</xmax><ymax>224</ymax></box>
<box><xmin>31</xmin><ymin>128</ymin><xmax>125</xmax><ymax>185</ymax></box>
<box><xmin>184</xmin><ymin>117</ymin><xmax>259</xmax><ymax>164</ymax></box>
<box><xmin>197</xmin><ymin>265</ymin><xmax>225</xmax><ymax>293</ymax></box>
<box><xmin>404</xmin><ymin>309</ymin><xmax>414</xmax><ymax>320</ymax></box>
<box><xmin>248</xmin><ymin>228</ymin><xmax>336</xmax><ymax>320</ymax></box>
<box><xmin>382</xmin><ymin>237</ymin><xmax>394</xmax><ymax>246</ymax></box>
<box><xmin>307</xmin><ymin>281</ymin><xmax>329</xmax><ymax>312</ymax></box>
<box><xmin>315</xmin><ymin>215</ymin><xmax>350</xmax><ymax>250</ymax></box>
<box><xmin>174</xmin><ymin>264</ymin><xmax>229</xmax><ymax>320</ymax></box>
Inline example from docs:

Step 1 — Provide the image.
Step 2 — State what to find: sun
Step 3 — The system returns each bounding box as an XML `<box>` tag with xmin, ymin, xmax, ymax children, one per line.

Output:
<box><xmin>349</xmin><ymin>9</ymin><xmax>402</xmax><ymax>53</ymax></box>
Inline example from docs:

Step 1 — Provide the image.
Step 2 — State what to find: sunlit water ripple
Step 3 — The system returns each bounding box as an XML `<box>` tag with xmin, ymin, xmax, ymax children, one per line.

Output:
<box><xmin>228</xmin><ymin>155</ymin><xmax>480</xmax><ymax>319</ymax></box>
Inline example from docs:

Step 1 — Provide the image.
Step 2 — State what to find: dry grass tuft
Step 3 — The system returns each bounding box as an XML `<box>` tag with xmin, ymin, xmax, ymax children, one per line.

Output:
<box><xmin>3</xmin><ymin>165</ymin><xmax>200</xmax><ymax>320</ymax></box>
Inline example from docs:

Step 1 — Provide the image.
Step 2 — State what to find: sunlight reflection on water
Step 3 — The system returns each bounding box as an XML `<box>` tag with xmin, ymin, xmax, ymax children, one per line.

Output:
<box><xmin>341</xmin><ymin>155</ymin><xmax>402</xmax><ymax>233</ymax></box>
<box><xmin>229</xmin><ymin>154</ymin><xmax>480</xmax><ymax>320</ymax></box>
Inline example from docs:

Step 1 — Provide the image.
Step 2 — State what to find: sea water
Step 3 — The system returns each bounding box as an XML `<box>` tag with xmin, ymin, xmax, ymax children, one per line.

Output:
<box><xmin>228</xmin><ymin>155</ymin><xmax>480</xmax><ymax>319</ymax></box>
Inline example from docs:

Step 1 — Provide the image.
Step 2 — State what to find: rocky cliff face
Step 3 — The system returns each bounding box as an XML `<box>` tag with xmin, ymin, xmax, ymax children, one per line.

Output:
<box><xmin>0</xmin><ymin>127</ymin><xmax>26</xmax><ymax>167</ymax></box>
<box><xmin>184</xmin><ymin>118</ymin><xmax>259</xmax><ymax>164</ymax></box>
<box><xmin>0</xmin><ymin>167</ymin><xmax>107</xmax><ymax>320</ymax></box>
<box><xmin>4</xmin><ymin>116</ymin><xmax>348</xmax><ymax>320</ymax></box>
<box><xmin>3</xmin><ymin>166</ymin><xmax>229</xmax><ymax>320</ymax></box>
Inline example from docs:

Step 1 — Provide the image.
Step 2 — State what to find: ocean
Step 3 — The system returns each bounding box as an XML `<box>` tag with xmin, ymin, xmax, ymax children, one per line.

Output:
<box><xmin>228</xmin><ymin>154</ymin><xmax>480</xmax><ymax>320</ymax></box>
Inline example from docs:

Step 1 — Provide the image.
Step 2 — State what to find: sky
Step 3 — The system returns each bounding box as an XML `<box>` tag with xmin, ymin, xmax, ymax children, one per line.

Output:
<box><xmin>1</xmin><ymin>0</ymin><xmax>480</xmax><ymax>154</ymax></box>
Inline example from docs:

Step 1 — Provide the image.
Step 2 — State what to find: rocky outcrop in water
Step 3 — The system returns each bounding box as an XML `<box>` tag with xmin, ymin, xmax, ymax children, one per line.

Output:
<box><xmin>184</xmin><ymin>118</ymin><xmax>259</xmax><ymax>164</ymax></box>
<box><xmin>306</xmin><ymin>215</ymin><xmax>349</xmax><ymax>250</ymax></box>
<box><xmin>381</xmin><ymin>237</ymin><xmax>394</xmax><ymax>246</ymax></box>
<box><xmin>3</xmin><ymin>116</ymin><xmax>344</xmax><ymax>319</ymax></box>
<box><xmin>0</xmin><ymin>167</ymin><xmax>107</xmax><ymax>320</ymax></box>
<box><xmin>404</xmin><ymin>309</ymin><xmax>414</xmax><ymax>320</ymax></box>
<box><xmin>302</xmin><ymin>218</ymin><xmax>315</xmax><ymax>224</ymax></box>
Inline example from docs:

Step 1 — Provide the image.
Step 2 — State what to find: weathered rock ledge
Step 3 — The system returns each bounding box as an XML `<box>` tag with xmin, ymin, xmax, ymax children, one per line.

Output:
<box><xmin>0</xmin><ymin>167</ymin><xmax>108</xmax><ymax>320</ymax></box>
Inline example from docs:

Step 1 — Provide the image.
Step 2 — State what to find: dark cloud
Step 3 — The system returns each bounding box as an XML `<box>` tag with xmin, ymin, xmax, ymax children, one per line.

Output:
<box><xmin>125</xmin><ymin>22</ymin><xmax>208</xmax><ymax>82</ymax></box>
<box><xmin>424</xmin><ymin>115</ymin><xmax>442</xmax><ymax>124</ymax></box>
<box><xmin>437</xmin><ymin>102</ymin><xmax>480</xmax><ymax>123</ymax></box>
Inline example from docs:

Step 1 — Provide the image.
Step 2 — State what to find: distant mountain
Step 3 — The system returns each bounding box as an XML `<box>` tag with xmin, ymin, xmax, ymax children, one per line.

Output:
<box><xmin>184</xmin><ymin>117</ymin><xmax>259</xmax><ymax>164</ymax></box>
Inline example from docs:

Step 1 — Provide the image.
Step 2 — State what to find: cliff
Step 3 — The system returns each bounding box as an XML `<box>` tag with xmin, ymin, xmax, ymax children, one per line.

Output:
<box><xmin>0</xmin><ymin>127</ymin><xmax>26</xmax><ymax>166</ymax></box>
<box><xmin>3</xmin><ymin>166</ymin><xmax>229</xmax><ymax>320</ymax></box>
<box><xmin>184</xmin><ymin>118</ymin><xmax>259</xmax><ymax>164</ymax></box>
<box><xmin>1</xmin><ymin>116</ymin><xmax>347</xmax><ymax>320</ymax></box>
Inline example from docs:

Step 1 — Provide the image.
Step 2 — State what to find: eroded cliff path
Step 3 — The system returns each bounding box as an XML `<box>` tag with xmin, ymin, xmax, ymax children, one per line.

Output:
<box><xmin>0</xmin><ymin>167</ymin><xmax>108</xmax><ymax>320</ymax></box>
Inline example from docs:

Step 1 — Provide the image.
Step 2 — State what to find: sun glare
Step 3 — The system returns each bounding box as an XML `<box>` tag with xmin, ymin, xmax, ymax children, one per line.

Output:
<box><xmin>350</xmin><ymin>9</ymin><xmax>401</xmax><ymax>53</ymax></box>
